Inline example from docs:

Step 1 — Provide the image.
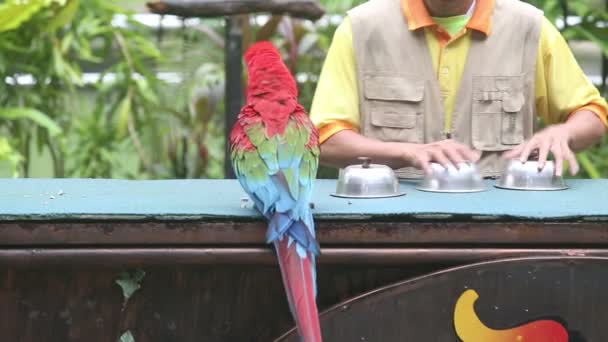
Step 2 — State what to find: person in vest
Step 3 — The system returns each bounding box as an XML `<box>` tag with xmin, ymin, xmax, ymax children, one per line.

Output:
<box><xmin>310</xmin><ymin>0</ymin><xmax>608</xmax><ymax>178</ymax></box>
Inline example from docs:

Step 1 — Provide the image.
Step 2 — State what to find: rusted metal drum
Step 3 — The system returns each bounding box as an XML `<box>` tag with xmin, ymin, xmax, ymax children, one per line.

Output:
<box><xmin>277</xmin><ymin>257</ymin><xmax>608</xmax><ymax>341</ymax></box>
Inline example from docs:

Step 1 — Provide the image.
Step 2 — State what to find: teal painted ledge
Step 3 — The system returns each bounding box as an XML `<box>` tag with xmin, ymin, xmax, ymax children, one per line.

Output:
<box><xmin>0</xmin><ymin>179</ymin><xmax>607</xmax><ymax>221</ymax></box>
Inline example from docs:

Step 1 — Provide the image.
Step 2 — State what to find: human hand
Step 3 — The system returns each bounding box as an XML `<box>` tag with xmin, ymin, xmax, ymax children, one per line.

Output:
<box><xmin>403</xmin><ymin>140</ymin><xmax>482</xmax><ymax>174</ymax></box>
<box><xmin>503</xmin><ymin>124</ymin><xmax>579</xmax><ymax>176</ymax></box>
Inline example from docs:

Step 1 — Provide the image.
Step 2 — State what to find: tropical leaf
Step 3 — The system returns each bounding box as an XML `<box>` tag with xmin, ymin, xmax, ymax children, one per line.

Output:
<box><xmin>0</xmin><ymin>1</ymin><xmax>46</xmax><ymax>32</ymax></box>
<box><xmin>565</xmin><ymin>24</ymin><xmax>608</xmax><ymax>57</ymax></box>
<box><xmin>116</xmin><ymin>93</ymin><xmax>132</xmax><ymax>139</ymax></box>
<box><xmin>0</xmin><ymin>107</ymin><xmax>61</xmax><ymax>136</ymax></box>
<box><xmin>46</xmin><ymin>0</ymin><xmax>80</xmax><ymax>32</ymax></box>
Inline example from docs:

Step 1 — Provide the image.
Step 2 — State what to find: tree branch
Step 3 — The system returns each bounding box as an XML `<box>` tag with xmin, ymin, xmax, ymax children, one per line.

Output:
<box><xmin>147</xmin><ymin>0</ymin><xmax>325</xmax><ymax>21</ymax></box>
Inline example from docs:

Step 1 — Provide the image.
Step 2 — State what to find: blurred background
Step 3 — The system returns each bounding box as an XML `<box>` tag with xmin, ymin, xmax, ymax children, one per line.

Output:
<box><xmin>0</xmin><ymin>0</ymin><xmax>606</xmax><ymax>179</ymax></box>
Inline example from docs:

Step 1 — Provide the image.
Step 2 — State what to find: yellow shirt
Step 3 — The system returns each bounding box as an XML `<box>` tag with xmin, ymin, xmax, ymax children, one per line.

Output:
<box><xmin>310</xmin><ymin>3</ymin><xmax>608</xmax><ymax>144</ymax></box>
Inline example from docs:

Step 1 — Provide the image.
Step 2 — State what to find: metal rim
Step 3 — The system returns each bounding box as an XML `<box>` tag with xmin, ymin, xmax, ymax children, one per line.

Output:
<box><xmin>415</xmin><ymin>187</ymin><xmax>488</xmax><ymax>193</ymax></box>
<box><xmin>330</xmin><ymin>192</ymin><xmax>407</xmax><ymax>199</ymax></box>
<box><xmin>494</xmin><ymin>184</ymin><xmax>568</xmax><ymax>191</ymax></box>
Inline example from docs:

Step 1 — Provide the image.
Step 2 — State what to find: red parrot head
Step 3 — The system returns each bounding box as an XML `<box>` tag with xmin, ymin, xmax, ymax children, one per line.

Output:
<box><xmin>244</xmin><ymin>41</ymin><xmax>298</xmax><ymax>100</ymax></box>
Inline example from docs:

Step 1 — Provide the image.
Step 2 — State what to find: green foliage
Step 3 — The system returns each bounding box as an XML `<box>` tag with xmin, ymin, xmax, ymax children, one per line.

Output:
<box><xmin>0</xmin><ymin>0</ymin><xmax>606</xmax><ymax>180</ymax></box>
<box><xmin>0</xmin><ymin>0</ymin><xmax>68</xmax><ymax>33</ymax></box>
<box><xmin>528</xmin><ymin>0</ymin><xmax>608</xmax><ymax>60</ymax></box>
<box><xmin>0</xmin><ymin>137</ymin><xmax>22</xmax><ymax>176</ymax></box>
<box><xmin>0</xmin><ymin>0</ymin><xmax>164</xmax><ymax>178</ymax></box>
<box><xmin>320</xmin><ymin>0</ymin><xmax>367</xmax><ymax>13</ymax></box>
<box><xmin>68</xmin><ymin>107</ymin><xmax>135</xmax><ymax>178</ymax></box>
<box><xmin>0</xmin><ymin>107</ymin><xmax>61</xmax><ymax>135</ymax></box>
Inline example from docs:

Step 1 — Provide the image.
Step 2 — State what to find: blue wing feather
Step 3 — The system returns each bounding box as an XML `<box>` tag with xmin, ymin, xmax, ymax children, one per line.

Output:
<box><xmin>232</xmin><ymin>118</ymin><xmax>319</xmax><ymax>257</ymax></box>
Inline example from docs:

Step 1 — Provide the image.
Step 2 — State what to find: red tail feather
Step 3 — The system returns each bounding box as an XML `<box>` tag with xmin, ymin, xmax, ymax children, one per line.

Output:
<box><xmin>275</xmin><ymin>238</ymin><xmax>322</xmax><ymax>342</ymax></box>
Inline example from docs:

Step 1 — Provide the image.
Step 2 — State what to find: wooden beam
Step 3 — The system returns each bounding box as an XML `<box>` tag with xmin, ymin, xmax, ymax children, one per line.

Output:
<box><xmin>147</xmin><ymin>0</ymin><xmax>325</xmax><ymax>21</ymax></box>
<box><xmin>2</xmin><ymin>221</ymin><xmax>608</xmax><ymax>246</ymax></box>
<box><xmin>0</xmin><ymin>248</ymin><xmax>604</xmax><ymax>268</ymax></box>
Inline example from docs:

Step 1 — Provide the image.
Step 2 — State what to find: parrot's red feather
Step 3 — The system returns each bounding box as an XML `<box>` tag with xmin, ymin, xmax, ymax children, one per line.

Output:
<box><xmin>229</xmin><ymin>111</ymin><xmax>256</xmax><ymax>151</ymax></box>
<box><xmin>275</xmin><ymin>238</ymin><xmax>322</xmax><ymax>342</ymax></box>
<box><xmin>244</xmin><ymin>41</ymin><xmax>297</xmax><ymax>97</ymax></box>
<box><xmin>239</xmin><ymin>41</ymin><xmax>301</xmax><ymax>137</ymax></box>
<box><xmin>229</xmin><ymin>41</ymin><xmax>323</xmax><ymax>342</ymax></box>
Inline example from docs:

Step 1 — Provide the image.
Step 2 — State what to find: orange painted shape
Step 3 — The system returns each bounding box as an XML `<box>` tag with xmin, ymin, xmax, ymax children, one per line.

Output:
<box><xmin>454</xmin><ymin>289</ymin><xmax>569</xmax><ymax>342</ymax></box>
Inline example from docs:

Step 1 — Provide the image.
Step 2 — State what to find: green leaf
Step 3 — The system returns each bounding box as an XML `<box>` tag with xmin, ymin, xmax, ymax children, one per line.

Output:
<box><xmin>118</xmin><ymin>330</ymin><xmax>135</xmax><ymax>342</ymax></box>
<box><xmin>0</xmin><ymin>39</ymin><xmax>31</xmax><ymax>54</ymax></box>
<box><xmin>60</xmin><ymin>32</ymin><xmax>74</xmax><ymax>53</ymax></box>
<box><xmin>46</xmin><ymin>0</ymin><xmax>79</xmax><ymax>32</ymax></box>
<box><xmin>63</xmin><ymin>61</ymin><xmax>83</xmax><ymax>86</ymax></box>
<box><xmin>0</xmin><ymin>138</ymin><xmax>13</xmax><ymax>157</ymax></box>
<box><xmin>0</xmin><ymin>107</ymin><xmax>61</xmax><ymax>136</ymax></box>
<box><xmin>0</xmin><ymin>137</ymin><xmax>23</xmax><ymax>177</ymax></box>
<box><xmin>568</xmin><ymin>24</ymin><xmax>608</xmax><ymax>57</ymax></box>
<box><xmin>74</xmin><ymin>37</ymin><xmax>102</xmax><ymax>63</ymax></box>
<box><xmin>52</xmin><ymin>44</ymin><xmax>66</xmax><ymax>77</ymax></box>
<box><xmin>578</xmin><ymin>152</ymin><xmax>601</xmax><ymax>179</ymax></box>
<box><xmin>0</xmin><ymin>51</ymin><xmax>7</xmax><ymax>73</ymax></box>
<box><xmin>134</xmin><ymin>78</ymin><xmax>159</xmax><ymax>106</ymax></box>
<box><xmin>0</xmin><ymin>1</ymin><xmax>45</xmax><ymax>33</ymax></box>
<box><xmin>116</xmin><ymin>93</ymin><xmax>132</xmax><ymax>138</ymax></box>
<box><xmin>131</xmin><ymin>35</ymin><xmax>161</xmax><ymax>59</ymax></box>
<box><xmin>98</xmin><ymin>0</ymin><xmax>129</xmax><ymax>15</ymax></box>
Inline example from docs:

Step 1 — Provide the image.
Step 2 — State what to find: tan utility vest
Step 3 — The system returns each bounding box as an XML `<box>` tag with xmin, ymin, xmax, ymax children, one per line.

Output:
<box><xmin>348</xmin><ymin>0</ymin><xmax>543</xmax><ymax>178</ymax></box>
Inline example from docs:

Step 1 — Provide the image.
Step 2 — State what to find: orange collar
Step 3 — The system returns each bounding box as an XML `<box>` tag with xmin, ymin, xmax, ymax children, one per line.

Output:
<box><xmin>401</xmin><ymin>0</ymin><xmax>495</xmax><ymax>35</ymax></box>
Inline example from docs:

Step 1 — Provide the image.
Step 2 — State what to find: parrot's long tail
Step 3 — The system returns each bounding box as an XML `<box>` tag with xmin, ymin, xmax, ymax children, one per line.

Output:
<box><xmin>274</xmin><ymin>236</ymin><xmax>322</xmax><ymax>342</ymax></box>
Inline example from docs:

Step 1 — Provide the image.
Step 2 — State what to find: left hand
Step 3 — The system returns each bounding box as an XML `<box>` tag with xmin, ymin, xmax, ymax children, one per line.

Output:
<box><xmin>503</xmin><ymin>124</ymin><xmax>579</xmax><ymax>177</ymax></box>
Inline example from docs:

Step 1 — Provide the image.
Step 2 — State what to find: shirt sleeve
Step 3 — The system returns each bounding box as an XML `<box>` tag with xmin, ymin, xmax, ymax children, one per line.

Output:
<box><xmin>309</xmin><ymin>16</ymin><xmax>361</xmax><ymax>144</ymax></box>
<box><xmin>535</xmin><ymin>16</ymin><xmax>608</xmax><ymax>126</ymax></box>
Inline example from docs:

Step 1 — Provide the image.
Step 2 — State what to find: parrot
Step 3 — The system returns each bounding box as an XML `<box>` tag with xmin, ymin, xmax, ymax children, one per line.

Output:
<box><xmin>229</xmin><ymin>41</ymin><xmax>323</xmax><ymax>341</ymax></box>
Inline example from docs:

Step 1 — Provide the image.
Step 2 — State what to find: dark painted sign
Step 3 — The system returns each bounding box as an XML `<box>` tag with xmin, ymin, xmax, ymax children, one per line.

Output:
<box><xmin>277</xmin><ymin>257</ymin><xmax>607</xmax><ymax>341</ymax></box>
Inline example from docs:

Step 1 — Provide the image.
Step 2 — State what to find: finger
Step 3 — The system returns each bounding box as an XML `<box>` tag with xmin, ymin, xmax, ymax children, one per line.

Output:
<box><xmin>504</xmin><ymin>143</ymin><xmax>524</xmax><ymax>160</ymax></box>
<box><xmin>454</xmin><ymin>143</ymin><xmax>481</xmax><ymax>163</ymax></box>
<box><xmin>416</xmin><ymin>153</ymin><xmax>433</xmax><ymax>175</ymax></box>
<box><xmin>442</xmin><ymin>145</ymin><xmax>466</xmax><ymax>168</ymax></box>
<box><xmin>519</xmin><ymin>139</ymin><xmax>538</xmax><ymax>164</ymax></box>
<box><xmin>440</xmin><ymin>139</ymin><xmax>479</xmax><ymax>163</ymax></box>
<box><xmin>550</xmin><ymin>144</ymin><xmax>563</xmax><ymax>177</ymax></box>
<box><xmin>472</xmin><ymin>149</ymin><xmax>482</xmax><ymax>162</ymax></box>
<box><xmin>428</xmin><ymin>148</ymin><xmax>452</xmax><ymax>169</ymax></box>
<box><xmin>537</xmin><ymin>138</ymin><xmax>552</xmax><ymax>170</ymax></box>
<box><xmin>562</xmin><ymin>140</ymin><xmax>579</xmax><ymax>175</ymax></box>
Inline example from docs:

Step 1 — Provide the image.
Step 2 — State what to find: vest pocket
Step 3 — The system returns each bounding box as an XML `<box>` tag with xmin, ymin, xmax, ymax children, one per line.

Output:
<box><xmin>370</xmin><ymin>106</ymin><xmax>423</xmax><ymax>142</ymax></box>
<box><xmin>501</xmin><ymin>92</ymin><xmax>525</xmax><ymax>145</ymax></box>
<box><xmin>364</xmin><ymin>75</ymin><xmax>424</xmax><ymax>143</ymax></box>
<box><xmin>472</xmin><ymin>75</ymin><xmax>526</xmax><ymax>151</ymax></box>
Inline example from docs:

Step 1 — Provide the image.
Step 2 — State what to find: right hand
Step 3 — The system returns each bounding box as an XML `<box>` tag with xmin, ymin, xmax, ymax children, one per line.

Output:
<box><xmin>402</xmin><ymin>140</ymin><xmax>482</xmax><ymax>174</ymax></box>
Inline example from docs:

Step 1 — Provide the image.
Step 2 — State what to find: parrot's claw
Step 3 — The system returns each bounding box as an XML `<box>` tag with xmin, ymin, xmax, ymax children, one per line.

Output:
<box><xmin>309</xmin><ymin>202</ymin><xmax>315</xmax><ymax>209</ymax></box>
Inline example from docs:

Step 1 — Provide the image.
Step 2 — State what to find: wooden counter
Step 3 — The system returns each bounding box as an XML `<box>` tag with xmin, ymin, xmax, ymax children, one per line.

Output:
<box><xmin>0</xmin><ymin>179</ymin><xmax>606</xmax><ymax>341</ymax></box>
